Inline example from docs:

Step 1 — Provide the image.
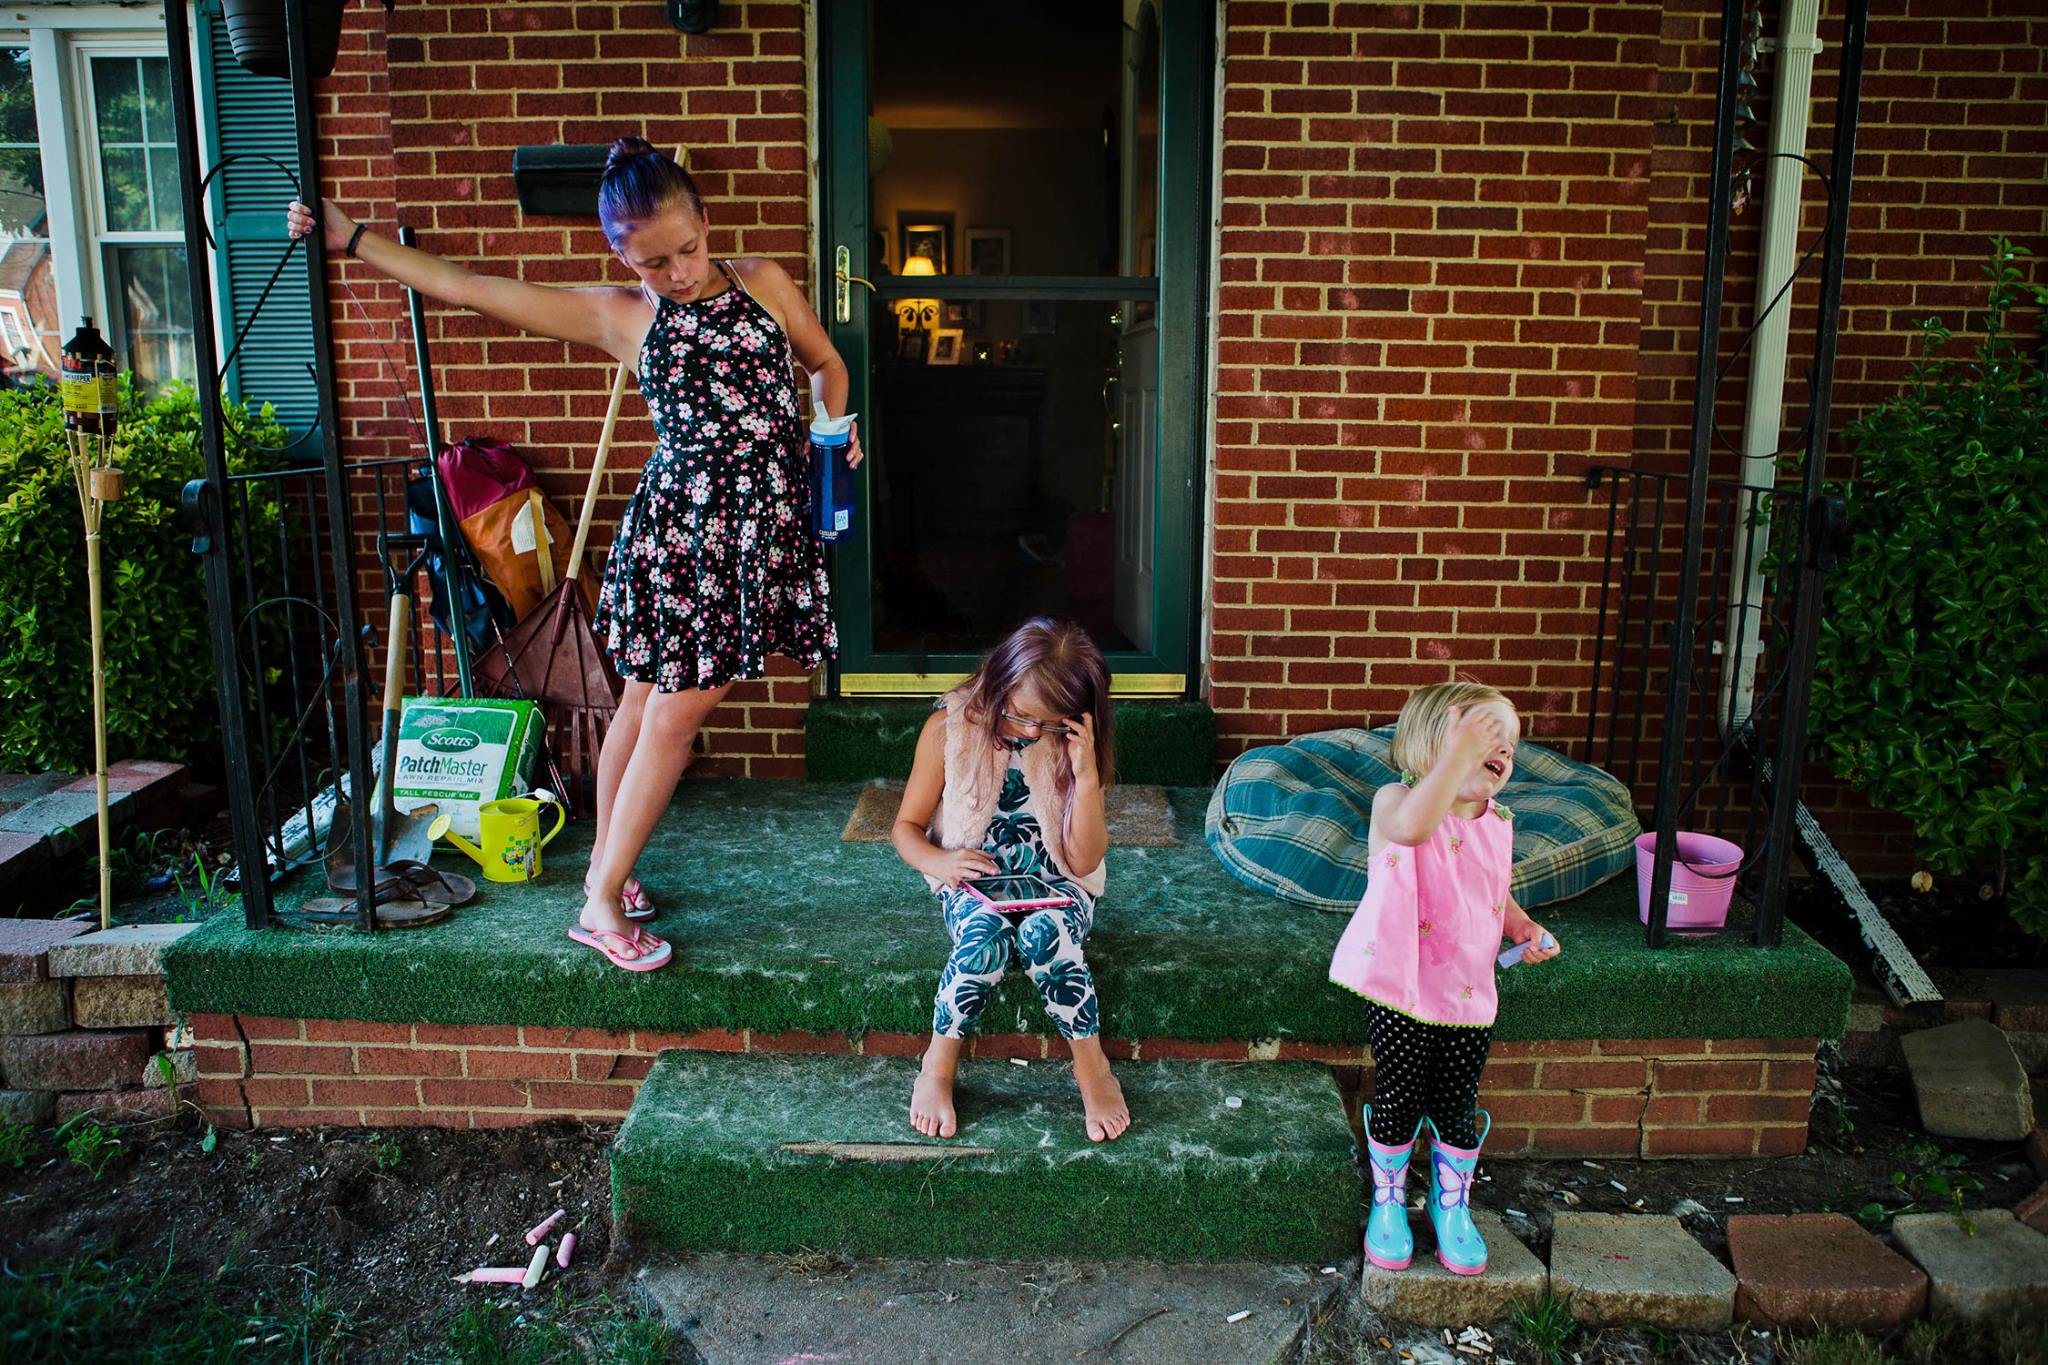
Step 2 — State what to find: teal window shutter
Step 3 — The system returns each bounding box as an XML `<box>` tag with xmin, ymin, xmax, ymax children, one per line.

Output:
<box><xmin>195</xmin><ymin>0</ymin><xmax>317</xmax><ymax>437</ymax></box>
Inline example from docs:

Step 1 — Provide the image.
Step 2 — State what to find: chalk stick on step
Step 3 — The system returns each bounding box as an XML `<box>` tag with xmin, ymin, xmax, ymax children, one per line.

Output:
<box><xmin>526</xmin><ymin>1208</ymin><xmax>566</xmax><ymax>1246</ymax></box>
<box><xmin>522</xmin><ymin>1244</ymin><xmax>549</xmax><ymax>1290</ymax></box>
<box><xmin>557</xmin><ymin>1233</ymin><xmax>576</xmax><ymax>1269</ymax></box>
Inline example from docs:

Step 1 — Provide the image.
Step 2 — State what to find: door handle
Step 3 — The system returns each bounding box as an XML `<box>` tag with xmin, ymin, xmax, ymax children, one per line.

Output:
<box><xmin>834</xmin><ymin>244</ymin><xmax>874</xmax><ymax>324</ymax></box>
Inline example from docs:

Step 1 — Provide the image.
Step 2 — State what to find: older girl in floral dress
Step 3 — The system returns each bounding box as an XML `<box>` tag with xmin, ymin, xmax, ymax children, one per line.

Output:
<box><xmin>288</xmin><ymin>137</ymin><xmax>858</xmax><ymax>970</ymax></box>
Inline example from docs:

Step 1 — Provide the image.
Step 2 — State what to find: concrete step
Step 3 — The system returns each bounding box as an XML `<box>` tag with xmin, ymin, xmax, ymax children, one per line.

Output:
<box><xmin>1891</xmin><ymin>1209</ymin><xmax>2048</xmax><ymax>1322</ymax></box>
<box><xmin>611</xmin><ymin>1052</ymin><xmax>1360</xmax><ymax>1263</ymax></box>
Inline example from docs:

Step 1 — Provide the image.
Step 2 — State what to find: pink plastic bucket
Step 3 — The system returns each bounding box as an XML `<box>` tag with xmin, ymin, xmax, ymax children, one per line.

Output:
<box><xmin>1635</xmin><ymin>831</ymin><xmax>1742</xmax><ymax>931</ymax></box>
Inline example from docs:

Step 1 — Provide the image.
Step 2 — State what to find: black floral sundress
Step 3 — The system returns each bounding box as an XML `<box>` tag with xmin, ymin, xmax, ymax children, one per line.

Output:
<box><xmin>593</xmin><ymin>263</ymin><xmax>838</xmax><ymax>692</ymax></box>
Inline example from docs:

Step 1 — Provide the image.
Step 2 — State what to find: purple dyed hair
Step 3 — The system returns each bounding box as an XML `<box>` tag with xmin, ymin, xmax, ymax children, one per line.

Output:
<box><xmin>598</xmin><ymin>137</ymin><xmax>706</xmax><ymax>246</ymax></box>
<box><xmin>958</xmin><ymin>617</ymin><xmax>1116</xmax><ymax>808</ymax></box>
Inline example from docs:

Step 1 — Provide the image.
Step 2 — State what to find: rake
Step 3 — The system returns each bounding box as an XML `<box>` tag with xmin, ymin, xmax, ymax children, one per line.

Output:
<box><xmin>477</xmin><ymin>362</ymin><xmax>630</xmax><ymax>812</ymax></box>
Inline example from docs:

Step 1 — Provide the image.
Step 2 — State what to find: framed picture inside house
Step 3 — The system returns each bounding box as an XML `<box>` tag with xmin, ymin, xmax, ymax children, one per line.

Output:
<box><xmin>898</xmin><ymin>211</ymin><xmax>952</xmax><ymax>274</ymax></box>
<box><xmin>928</xmin><ymin>329</ymin><xmax>963</xmax><ymax>365</ymax></box>
<box><xmin>964</xmin><ymin>227</ymin><xmax>1011</xmax><ymax>276</ymax></box>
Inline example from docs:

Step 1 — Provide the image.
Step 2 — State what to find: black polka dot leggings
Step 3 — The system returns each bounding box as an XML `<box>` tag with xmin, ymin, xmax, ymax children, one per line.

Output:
<box><xmin>1365</xmin><ymin>1002</ymin><xmax>1492</xmax><ymax>1150</ymax></box>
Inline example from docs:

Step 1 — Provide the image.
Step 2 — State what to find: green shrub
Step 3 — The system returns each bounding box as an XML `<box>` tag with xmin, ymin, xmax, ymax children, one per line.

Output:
<box><xmin>1812</xmin><ymin>238</ymin><xmax>2048</xmax><ymax>934</ymax></box>
<box><xmin>0</xmin><ymin>378</ymin><xmax>285</xmax><ymax>774</ymax></box>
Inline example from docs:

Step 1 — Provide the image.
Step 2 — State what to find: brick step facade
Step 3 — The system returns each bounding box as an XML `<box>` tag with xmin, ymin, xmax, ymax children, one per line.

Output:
<box><xmin>188</xmin><ymin>1011</ymin><xmax>1816</xmax><ymax>1157</ymax></box>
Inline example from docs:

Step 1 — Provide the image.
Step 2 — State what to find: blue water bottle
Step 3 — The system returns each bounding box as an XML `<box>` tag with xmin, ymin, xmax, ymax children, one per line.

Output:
<box><xmin>809</xmin><ymin>412</ymin><xmax>857</xmax><ymax>542</ymax></box>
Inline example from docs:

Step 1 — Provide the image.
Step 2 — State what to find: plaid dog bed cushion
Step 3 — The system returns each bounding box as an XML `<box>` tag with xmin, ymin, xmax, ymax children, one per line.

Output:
<box><xmin>1204</xmin><ymin>727</ymin><xmax>1641</xmax><ymax>912</ymax></box>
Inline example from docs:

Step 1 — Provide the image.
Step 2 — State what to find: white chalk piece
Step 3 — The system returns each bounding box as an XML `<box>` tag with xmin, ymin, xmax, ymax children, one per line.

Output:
<box><xmin>464</xmin><ymin>1266</ymin><xmax>527</xmax><ymax>1284</ymax></box>
<box><xmin>1009</xmin><ymin>1058</ymin><xmax>1029</xmax><ymax>1067</ymax></box>
<box><xmin>521</xmin><ymin>1244</ymin><xmax>549</xmax><ymax>1290</ymax></box>
<box><xmin>1225</xmin><ymin>1310</ymin><xmax>1252</xmax><ymax>1324</ymax></box>
<box><xmin>1224</xmin><ymin>1095</ymin><xmax>1242</xmax><ymax>1109</ymax></box>
<box><xmin>525</xmin><ymin>1208</ymin><xmax>566</xmax><ymax>1246</ymax></box>
<box><xmin>1504</xmin><ymin>1207</ymin><xmax>1527</xmax><ymax>1219</ymax></box>
<box><xmin>556</xmin><ymin>1233</ymin><xmax>576</xmax><ymax>1269</ymax></box>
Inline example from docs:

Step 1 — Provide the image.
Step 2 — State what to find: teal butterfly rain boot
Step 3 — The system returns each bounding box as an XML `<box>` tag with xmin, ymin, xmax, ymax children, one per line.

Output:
<box><xmin>1425</xmin><ymin>1110</ymin><xmax>1492</xmax><ymax>1276</ymax></box>
<box><xmin>1362</xmin><ymin>1106</ymin><xmax>1422</xmax><ymax>1271</ymax></box>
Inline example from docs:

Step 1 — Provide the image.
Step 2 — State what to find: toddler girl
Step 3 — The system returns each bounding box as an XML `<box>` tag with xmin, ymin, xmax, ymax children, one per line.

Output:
<box><xmin>1328</xmin><ymin>681</ymin><xmax>1560</xmax><ymax>1275</ymax></box>
<box><xmin>890</xmin><ymin>617</ymin><xmax>1130</xmax><ymax>1143</ymax></box>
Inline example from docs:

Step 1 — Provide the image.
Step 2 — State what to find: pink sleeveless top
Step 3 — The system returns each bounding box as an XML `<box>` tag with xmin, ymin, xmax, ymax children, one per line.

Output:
<box><xmin>1327</xmin><ymin>799</ymin><xmax>1514</xmax><ymax>1028</ymax></box>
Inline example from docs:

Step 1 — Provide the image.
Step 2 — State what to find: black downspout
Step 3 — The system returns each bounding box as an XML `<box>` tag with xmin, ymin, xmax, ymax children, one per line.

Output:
<box><xmin>165</xmin><ymin>0</ymin><xmax>272</xmax><ymax>929</ymax></box>
<box><xmin>1646</xmin><ymin>0</ymin><xmax>1746</xmax><ymax>948</ymax></box>
<box><xmin>1755</xmin><ymin>0</ymin><xmax>1868</xmax><ymax>948</ymax></box>
<box><xmin>400</xmin><ymin>225</ymin><xmax>474</xmax><ymax>698</ymax></box>
<box><xmin>284</xmin><ymin>2</ymin><xmax>379</xmax><ymax>932</ymax></box>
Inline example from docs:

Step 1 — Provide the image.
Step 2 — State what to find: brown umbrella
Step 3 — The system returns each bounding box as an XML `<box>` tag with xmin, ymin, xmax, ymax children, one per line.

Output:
<box><xmin>478</xmin><ymin>363</ymin><xmax>630</xmax><ymax>812</ymax></box>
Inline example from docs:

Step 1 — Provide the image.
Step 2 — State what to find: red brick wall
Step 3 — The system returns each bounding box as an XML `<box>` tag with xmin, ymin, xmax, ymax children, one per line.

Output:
<box><xmin>1210</xmin><ymin>2</ymin><xmax>1664</xmax><ymax>758</ymax></box>
<box><xmin>190</xmin><ymin>1012</ymin><xmax>1814</xmax><ymax>1156</ymax></box>
<box><xmin>312</xmin><ymin>0</ymin><xmax>815</xmax><ymax>776</ymax></box>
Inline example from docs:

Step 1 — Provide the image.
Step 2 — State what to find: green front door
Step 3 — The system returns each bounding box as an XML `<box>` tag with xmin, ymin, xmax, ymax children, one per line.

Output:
<box><xmin>818</xmin><ymin>0</ymin><xmax>1209</xmax><ymax>696</ymax></box>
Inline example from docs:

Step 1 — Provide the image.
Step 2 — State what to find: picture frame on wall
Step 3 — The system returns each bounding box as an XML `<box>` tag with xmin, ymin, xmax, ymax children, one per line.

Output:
<box><xmin>898</xmin><ymin>329</ymin><xmax>929</xmax><ymax>363</ymax></box>
<box><xmin>898</xmin><ymin>210</ymin><xmax>953</xmax><ymax>274</ymax></box>
<box><xmin>964</xmin><ymin>227</ymin><xmax>1011</xmax><ymax>276</ymax></box>
<box><xmin>928</xmin><ymin>328</ymin><xmax>964</xmax><ymax>366</ymax></box>
<box><xmin>1022</xmin><ymin>298</ymin><xmax>1057</xmax><ymax>335</ymax></box>
<box><xmin>942</xmin><ymin>300</ymin><xmax>985</xmax><ymax>330</ymax></box>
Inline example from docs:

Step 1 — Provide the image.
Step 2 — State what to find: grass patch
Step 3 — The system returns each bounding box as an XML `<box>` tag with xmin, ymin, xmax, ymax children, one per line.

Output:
<box><xmin>444</xmin><ymin>1293</ymin><xmax>679</xmax><ymax>1365</ymax></box>
<box><xmin>0</xmin><ymin>1242</ymin><xmax>357</xmax><ymax>1363</ymax></box>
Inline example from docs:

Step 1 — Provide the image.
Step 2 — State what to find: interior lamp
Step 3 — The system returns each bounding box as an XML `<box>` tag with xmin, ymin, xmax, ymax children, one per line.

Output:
<box><xmin>896</xmin><ymin>254</ymin><xmax>940</xmax><ymax>331</ymax></box>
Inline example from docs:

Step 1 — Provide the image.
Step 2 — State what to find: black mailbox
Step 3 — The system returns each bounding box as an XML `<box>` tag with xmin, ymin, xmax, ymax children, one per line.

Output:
<box><xmin>511</xmin><ymin>144</ymin><xmax>609</xmax><ymax>217</ymax></box>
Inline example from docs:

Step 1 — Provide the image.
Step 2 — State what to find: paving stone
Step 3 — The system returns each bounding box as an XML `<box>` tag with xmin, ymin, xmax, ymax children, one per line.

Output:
<box><xmin>2014</xmin><ymin>1185</ymin><xmax>2048</xmax><ymax>1236</ymax></box>
<box><xmin>0</xmin><ymin>980</ymin><xmax>71</xmax><ymax>1035</ymax></box>
<box><xmin>0</xmin><ymin>919</ymin><xmax>90</xmax><ymax>983</ymax></box>
<box><xmin>634</xmin><ymin>1254</ymin><xmax>1341</xmax><ymax>1365</ymax></box>
<box><xmin>0</xmin><ymin>791</ymin><xmax>107</xmax><ymax>847</ymax></box>
<box><xmin>2028</xmin><ymin>1128</ymin><xmax>2048</xmax><ymax>1181</ymax></box>
<box><xmin>1</xmin><ymin>1030</ymin><xmax>159</xmax><ymax>1091</ymax></box>
<box><xmin>0</xmin><ymin>1088</ymin><xmax>54</xmax><ymax>1125</ymax></box>
<box><xmin>1359</xmin><ymin>1210</ymin><xmax>1547</xmax><ymax>1326</ymax></box>
<box><xmin>1966</xmin><ymin>970</ymin><xmax>2048</xmax><ymax>1034</ymax></box>
<box><xmin>71</xmin><ymin>974</ymin><xmax>171</xmax><ymax>1028</ymax></box>
<box><xmin>0</xmin><ymin>832</ymin><xmax>51</xmax><ymax>901</ymax></box>
<box><xmin>47</xmin><ymin>924</ymin><xmax>199</xmax><ymax>979</ymax></box>
<box><xmin>141</xmin><ymin>1049</ymin><xmax>197</xmax><ymax>1090</ymax></box>
<box><xmin>1550</xmin><ymin>1213</ymin><xmax>1735</xmax><ymax>1330</ymax></box>
<box><xmin>1726</xmin><ymin>1213</ymin><xmax>1927</xmax><ymax>1331</ymax></box>
<box><xmin>0</xmin><ymin>772</ymin><xmax>71</xmax><ymax>808</ymax></box>
<box><xmin>56</xmin><ymin>1087</ymin><xmax>174</xmax><ymax>1124</ymax></box>
<box><xmin>1892</xmin><ymin>1210</ymin><xmax>2048</xmax><ymax>1322</ymax></box>
<box><xmin>1901</xmin><ymin>1019</ymin><xmax>2035</xmax><ymax>1141</ymax></box>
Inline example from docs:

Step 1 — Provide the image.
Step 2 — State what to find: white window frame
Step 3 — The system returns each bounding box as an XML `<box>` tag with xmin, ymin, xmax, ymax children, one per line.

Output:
<box><xmin>5</xmin><ymin>5</ymin><xmax>211</xmax><ymax>384</ymax></box>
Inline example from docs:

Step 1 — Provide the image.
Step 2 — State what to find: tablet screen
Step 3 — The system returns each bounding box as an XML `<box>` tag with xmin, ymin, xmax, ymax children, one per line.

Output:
<box><xmin>967</xmin><ymin>874</ymin><xmax>1069</xmax><ymax>905</ymax></box>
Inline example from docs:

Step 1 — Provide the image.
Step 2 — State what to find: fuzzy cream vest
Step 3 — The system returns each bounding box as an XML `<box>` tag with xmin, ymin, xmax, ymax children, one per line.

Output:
<box><xmin>924</xmin><ymin>690</ymin><xmax>1107</xmax><ymax>899</ymax></box>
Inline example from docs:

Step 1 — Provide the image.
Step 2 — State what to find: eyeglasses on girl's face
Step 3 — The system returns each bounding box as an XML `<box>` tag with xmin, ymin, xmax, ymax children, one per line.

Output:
<box><xmin>999</xmin><ymin>709</ymin><xmax>1075</xmax><ymax>737</ymax></box>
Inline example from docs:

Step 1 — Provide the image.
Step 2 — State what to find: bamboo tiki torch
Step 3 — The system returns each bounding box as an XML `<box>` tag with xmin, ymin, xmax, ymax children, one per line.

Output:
<box><xmin>61</xmin><ymin>318</ymin><xmax>121</xmax><ymax>930</ymax></box>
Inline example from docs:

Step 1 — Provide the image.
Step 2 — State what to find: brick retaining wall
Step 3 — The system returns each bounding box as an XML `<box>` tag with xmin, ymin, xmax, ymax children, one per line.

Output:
<box><xmin>189</xmin><ymin>1012</ymin><xmax>1815</xmax><ymax>1158</ymax></box>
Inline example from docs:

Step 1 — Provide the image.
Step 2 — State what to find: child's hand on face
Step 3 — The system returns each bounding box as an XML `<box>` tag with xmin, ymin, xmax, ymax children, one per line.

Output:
<box><xmin>928</xmin><ymin>846</ymin><xmax>999</xmax><ymax>889</ymax></box>
<box><xmin>1064</xmin><ymin>712</ymin><xmax>1100</xmax><ymax>787</ymax></box>
<box><xmin>1444</xmin><ymin>704</ymin><xmax>1506</xmax><ymax>777</ymax></box>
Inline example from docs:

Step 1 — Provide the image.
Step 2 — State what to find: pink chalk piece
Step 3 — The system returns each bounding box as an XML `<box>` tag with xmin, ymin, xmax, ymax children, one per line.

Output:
<box><xmin>556</xmin><ymin>1233</ymin><xmax>577</xmax><ymax>1269</ymax></box>
<box><xmin>465</xmin><ymin>1267</ymin><xmax>527</xmax><ymax>1284</ymax></box>
<box><xmin>525</xmin><ymin>1208</ymin><xmax>567</xmax><ymax>1246</ymax></box>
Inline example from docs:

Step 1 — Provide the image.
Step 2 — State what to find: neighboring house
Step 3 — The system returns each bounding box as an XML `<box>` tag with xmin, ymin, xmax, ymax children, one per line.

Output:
<box><xmin>142</xmin><ymin>3</ymin><xmax>2048</xmax><ymax>874</ymax></box>
<box><xmin>1</xmin><ymin>2</ymin><xmax>315</xmax><ymax>424</ymax></box>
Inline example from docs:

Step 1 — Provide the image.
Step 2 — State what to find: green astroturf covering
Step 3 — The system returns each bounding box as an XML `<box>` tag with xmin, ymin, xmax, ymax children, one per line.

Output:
<box><xmin>164</xmin><ymin>782</ymin><xmax>1851</xmax><ymax>1044</ymax></box>
<box><xmin>610</xmin><ymin>1052</ymin><xmax>1360</xmax><ymax>1261</ymax></box>
<box><xmin>804</xmin><ymin>698</ymin><xmax>1218</xmax><ymax>786</ymax></box>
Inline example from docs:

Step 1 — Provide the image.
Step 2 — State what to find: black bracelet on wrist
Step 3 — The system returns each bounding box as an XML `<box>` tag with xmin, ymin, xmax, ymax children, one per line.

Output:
<box><xmin>345</xmin><ymin>223</ymin><xmax>367</xmax><ymax>258</ymax></box>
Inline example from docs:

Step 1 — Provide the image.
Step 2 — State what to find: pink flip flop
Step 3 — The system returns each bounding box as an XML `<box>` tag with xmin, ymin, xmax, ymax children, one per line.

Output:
<box><xmin>567</xmin><ymin>924</ymin><xmax>673</xmax><ymax>972</ymax></box>
<box><xmin>585</xmin><ymin>877</ymin><xmax>658</xmax><ymax>922</ymax></box>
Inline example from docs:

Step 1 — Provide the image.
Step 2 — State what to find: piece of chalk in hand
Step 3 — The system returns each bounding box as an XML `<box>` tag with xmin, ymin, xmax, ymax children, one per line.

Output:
<box><xmin>1496</xmin><ymin>931</ymin><xmax>1557</xmax><ymax>968</ymax></box>
<box><xmin>526</xmin><ymin>1208</ymin><xmax>566</xmax><ymax>1245</ymax></box>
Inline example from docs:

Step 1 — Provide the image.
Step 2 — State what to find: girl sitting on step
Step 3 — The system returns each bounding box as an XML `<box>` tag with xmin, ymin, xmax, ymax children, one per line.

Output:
<box><xmin>890</xmin><ymin>617</ymin><xmax>1130</xmax><ymax>1143</ymax></box>
<box><xmin>1328</xmin><ymin>681</ymin><xmax>1561</xmax><ymax>1277</ymax></box>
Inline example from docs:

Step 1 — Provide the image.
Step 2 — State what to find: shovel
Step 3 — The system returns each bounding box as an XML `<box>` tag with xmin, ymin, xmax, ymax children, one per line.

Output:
<box><xmin>325</xmin><ymin>554</ymin><xmax>444</xmax><ymax>893</ymax></box>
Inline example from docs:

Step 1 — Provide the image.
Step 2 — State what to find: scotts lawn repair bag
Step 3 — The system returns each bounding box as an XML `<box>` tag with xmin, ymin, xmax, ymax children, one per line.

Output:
<box><xmin>436</xmin><ymin>437</ymin><xmax>597</xmax><ymax>625</ymax></box>
<box><xmin>389</xmin><ymin>698</ymin><xmax>543</xmax><ymax>839</ymax></box>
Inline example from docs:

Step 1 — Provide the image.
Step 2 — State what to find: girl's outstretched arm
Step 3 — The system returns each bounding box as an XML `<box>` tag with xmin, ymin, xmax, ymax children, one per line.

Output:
<box><xmin>286</xmin><ymin>198</ymin><xmax>647</xmax><ymax>366</ymax></box>
<box><xmin>1372</xmin><ymin>704</ymin><xmax>1506</xmax><ymax>848</ymax></box>
<box><xmin>892</xmin><ymin>712</ymin><xmax>996</xmax><ymax>887</ymax></box>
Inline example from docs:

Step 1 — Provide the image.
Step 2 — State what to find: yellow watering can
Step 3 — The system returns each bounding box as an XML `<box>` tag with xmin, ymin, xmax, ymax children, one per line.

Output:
<box><xmin>435</xmin><ymin>795</ymin><xmax>566</xmax><ymax>883</ymax></box>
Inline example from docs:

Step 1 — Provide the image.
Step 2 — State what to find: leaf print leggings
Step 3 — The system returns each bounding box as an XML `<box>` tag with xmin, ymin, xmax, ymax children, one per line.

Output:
<box><xmin>931</xmin><ymin>888</ymin><xmax>1100</xmax><ymax>1041</ymax></box>
<box><xmin>1365</xmin><ymin>1002</ymin><xmax>1491</xmax><ymax>1149</ymax></box>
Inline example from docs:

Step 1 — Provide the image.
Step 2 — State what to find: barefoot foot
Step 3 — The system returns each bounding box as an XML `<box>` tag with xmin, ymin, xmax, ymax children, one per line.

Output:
<box><xmin>909</xmin><ymin>1065</ymin><xmax>958</xmax><ymax>1138</ymax></box>
<box><xmin>1075</xmin><ymin>1058</ymin><xmax>1130</xmax><ymax>1142</ymax></box>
